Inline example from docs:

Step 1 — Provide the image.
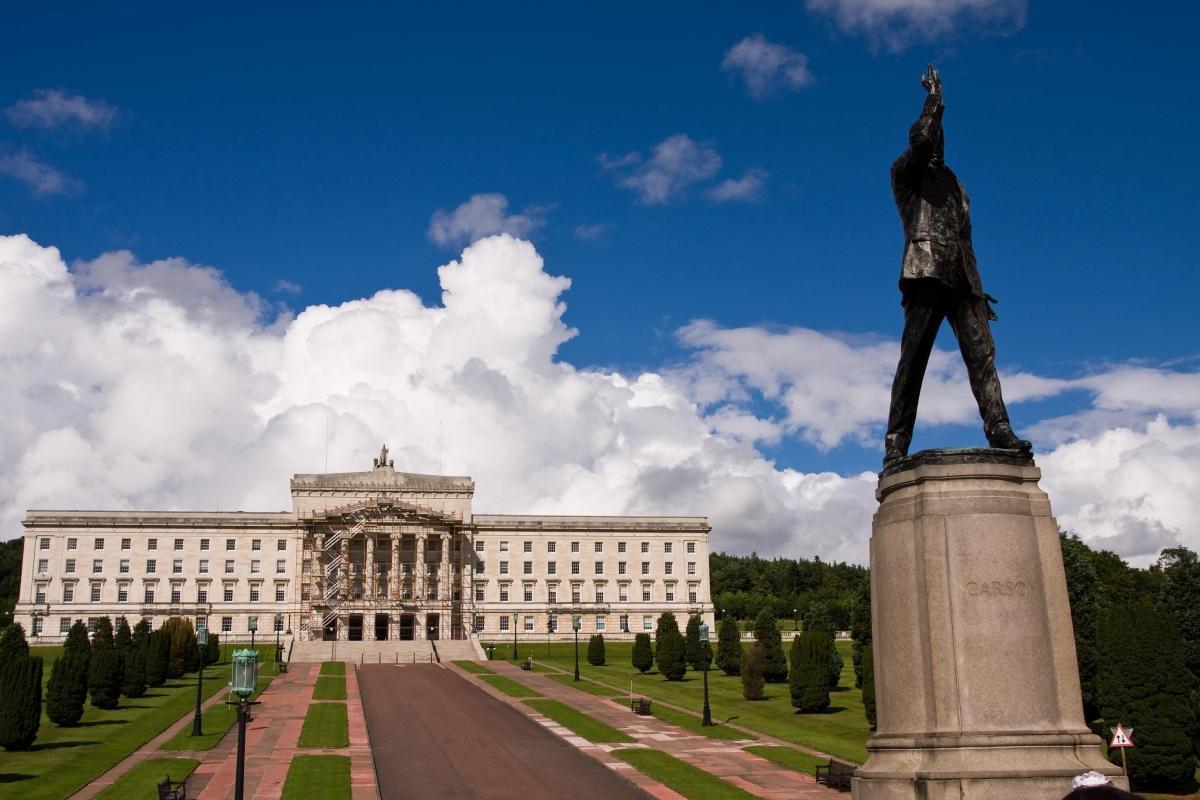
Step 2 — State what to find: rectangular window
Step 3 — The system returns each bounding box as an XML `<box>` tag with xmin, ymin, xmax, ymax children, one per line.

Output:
<box><xmin>620</xmin><ymin>614</ymin><xmax>629</xmax><ymax>632</ymax></box>
<box><xmin>687</xmin><ymin>562</ymin><xmax>696</xmax><ymax>575</ymax></box>
<box><xmin>499</xmin><ymin>561</ymin><xmax>508</xmax><ymax>575</ymax></box>
<box><xmin>65</xmin><ymin>537</ymin><xmax>76</xmax><ymax>549</ymax></box>
<box><xmin>92</xmin><ymin>559</ymin><xmax>103</xmax><ymax>573</ymax></box>
<box><xmin>642</xmin><ymin>585</ymin><xmax>651</xmax><ymax>602</ymax></box>
<box><xmin>274</xmin><ymin>614</ymin><xmax>284</xmax><ymax>632</ymax></box>
<box><xmin>474</xmin><ymin>540</ymin><xmax>485</xmax><ymax>552</ymax></box>
<box><xmin>570</xmin><ymin>541</ymin><xmax>579</xmax><ymax>553</ymax></box>
<box><xmin>596</xmin><ymin>616</ymin><xmax>606</xmax><ymax>632</ymax></box>
<box><xmin>250</xmin><ymin>586</ymin><xmax>260</xmax><ymax>603</ymax></box>
<box><xmin>37</xmin><ymin>558</ymin><xmax>48</xmax><ymax>573</ymax></box>
<box><xmin>198</xmin><ymin>587</ymin><xmax>208</xmax><ymax>603</ymax></box>
<box><xmin>499</xmin><ymin>541</ymin><xmax>508</xmax><ymax>552</ymax></box>
<box><xmin>523</xmin><ymin>586</ymin><xmax>533</xmax><ymax>602</ymax></box>
<box><xmin>618</xmin><ymin>561</ymin><xmax>626</xmax><ymax>575</ymax></box>
<box><xmin>594</xmin><ymin>541</ymin><xmax>603</xmax><ymax>553</ymax></box>
<box><xmin>594</xmin><ymin>562</ymin><xmax>603</xmax><ymax>575</ymax></box>
<box><xmin>596</xmin><ymin>588</ymin><xmax>605</xmax><ymax>603</ymax></box>
<box><xmin>640</xmin><ymin>542</ymin><xmax>649</xmax><ymax>553</ymax></box>
<box><xmin>226</xmin><ymin>539</ymin><xmax>235</xmax><ymax>551</ymax></box>
<box><xmin>275</xmin><ymin>586</ymin><xmax>285</xmax><ymax>602</ymax></box>
<box><xmin>474</xmin><ymin>561</ymin><xmax>484</xmax><ymax>573</ymax></box>
<box><xmin>252</xmin><ymin>539</ymin><xmax>261</xmax><ymax>551</ymax></box>
<box><xmin>87</xmin><ymin>618</ymin><xmax>98</xmax><ymax>633</ymax></box>
<box><xmin>221</xmin><ymin>616</ymin><xmax>232</xmax><ymax>632</ymax></box>
<box><xmin>499</xmin><ymin>615</ymin><xmax>510</xmax><ymax>632</ymax></box>
<box><xmin>665</xmin><ymin>562</ymin><xmax>673</xmax><ymax>575</ymax></box>
<box><xmin>473</xmin><ymin>615</ymin><xmax>485</xmax><ymax>632</ymax></box>
<box><xmin>145</xmin><ymin>559</ymin><xmax>155</xmax><ymax>574</ymax></box>
<box><xmin>174</xmin><ymin>538</ymin><xmax>184</xmax><ymax>551</ymax></box>
<box><xmin>225</xmin><ymin>560</ymin><xmax>234</xmax><ymax>574</ymax></box>
<box><xmin>570</xmin><ymin>561</ymin><xmax>580</xmax><ymax>575</ymax></box>
<box><xmin>548</xmin><ymin>589</ymin><xmax>557</xmax><ymax>603</ymax></box>
<box><xmin>199</xmin><ymin>559</ymin><xmax>209</xmax><ymax>574</ymax></box>
<box><xmin>643</xmin><ymin>615</ymin><xmax>653</xmax><ymax>631</ymax></box>
<box><xmin>688</xmin><ymin>587</ymin><xmax>698</xmax><ymax>603</ymax></box>
<box><xmin>94</xmin><ymin>537</ymin><xmax>104</xmax><ymax>550</ymax></box>
<box><xmin>686</xmin><ymin>541</ymin><xmax>696</xmax><ymax>554</ymax></box>
<box><xmin>619</xmin><ymin>585</ymin><xmax>629</xmax><ymax>602</ymax></box>
<box><xmin>547</xmin><ymin>541</ymin><xmax>556</xmax><ymax>553</ymax></box>
<box><xmin>665</xmin><ymin>587</ymin><xmax>674</xmax><ymax>602</ymax></box>
<box><xmin>119</xmin><ymin>559</ymin><xmax>130</xmax><ymax>574</ymax></box>
<box><xmin>35</xmin><ymin>584</ymin><xmax>46</xmax><ymax>603</ymax></box>
<box><xmin>523</xmin><ymin>541</ymin><xmax>532</xmax><ymax>553</ymax></box>
<box><xmin>224</xmin><ymin>586</ymin><xmax>234</xmax><ymax>602</ymax></box>
<box><xmin>571</xmin><ymin>587</ymin><xmax>581</xmax><ymax>603</ymax></box>
<box><xmin>148</xmin><ymin>538</ymin><xmax>157</xmax><ymax>550</ymax></box>
<box><xmin>499</xmin><ymin>586</ymin><xmax>509</xmax><ymax>602</ymax></box>
<box><xmin>641</xmin><ymin>562</ymin><xmax>650</xmax><ymax>575</ymax></box>
<box><xmin>200</xmin><ymin>538</ymin><xmax>210</xmax><ymax>551</ymax></box>
<box><xmin>121</xmin><ymin>537</ymin><xmax>131</xmax><ymax>550</ymax></box>
<box><xmin>475</xmin><ymin>585</ymin><xmax>485</xmax><ymax>601</ymax></box>
<box><xmin>276</xmin><ymin>559</ymin><xmax>286</xmax><ymax>574</ymax></box>
<box><xmin>664</xmin><ymin>542</ymin><xmax>673</xmax><ymax>554</ymax></box>
<box><xmin>118</xmin><ymin>585</ymin><xmax>129</xmax><ymax>602</ymax></box>
<box><xmin>65</xmin><ymin>558</ymin><xmax>76</xmax><ymax>573</ymax></box>
<box><xmin>60</xmin><ymin>617</ymin><xmax>71</xmax><ymax>634</ymax></box>
<box><xmin>39</xmin><ymin>537</ymin><xmax>50</xmax><ymax>550</ymax></box>
<box><xmin>523</xmin><ymin>561</ymin><xmax>532</xmax><ymax>575</ymax></box>
<box><xmin>63</xmin><ymin>584</ymin><xmax>75</xmax><ymax>602</ymax></box>
<box><xmin>547</xmin><ymin>562</ymin><xmax>556</xmax><ymax>575</ymax></box>
<box><xmin>524</xmin><ymin>616</ymin><xmax>534</xmax><ymax>632</ymax></box>
<box><xmin>172</xmin><ymin>559</ymin><xmax>183</xmax><ymax>574</ymax></box>
<box><xmin>277</xmin><ymin>539</ymin><xmax>287</xmax><ymax>551</ymax></box>
<box><xmin>143</xmin><ymin>587</ymin><xmax>154</xmax><ymax>603</ymax></box>
<box><xmin>171</xmin><ymin>586</ymin><xmax>182</xmax><ymax>603</ymax></box>
<box><xmin>618</xmin><ymin>541</ymin><xmax>626</xmax><ymax>553</ymax></box>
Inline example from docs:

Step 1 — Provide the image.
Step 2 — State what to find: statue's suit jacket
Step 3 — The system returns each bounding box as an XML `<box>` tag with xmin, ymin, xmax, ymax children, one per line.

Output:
<box><xmin>890</xmin><ymin>93</ymin><xmax>989</xmax><ymax>304</ymax></box>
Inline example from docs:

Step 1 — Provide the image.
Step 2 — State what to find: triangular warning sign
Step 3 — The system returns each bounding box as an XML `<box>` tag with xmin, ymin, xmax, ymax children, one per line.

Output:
<box><xmin>1110</xmin><ymin>723</ymin><xmax>1134</xmax><ymax>748</ymax></box>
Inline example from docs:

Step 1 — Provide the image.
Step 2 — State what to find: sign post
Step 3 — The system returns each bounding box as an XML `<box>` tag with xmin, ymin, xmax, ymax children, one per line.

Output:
<box><xmin>1109</xmin><ymin>723</ymin><xmax>1134</xmax><ymax>777</ymax></box>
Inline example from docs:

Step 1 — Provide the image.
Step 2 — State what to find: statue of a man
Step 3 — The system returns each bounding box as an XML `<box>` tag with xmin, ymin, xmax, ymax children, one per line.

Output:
<box><xmin>883</xmin><ymin>65</ymin><xmax>1032</xmax><ymax>469</ymax></box>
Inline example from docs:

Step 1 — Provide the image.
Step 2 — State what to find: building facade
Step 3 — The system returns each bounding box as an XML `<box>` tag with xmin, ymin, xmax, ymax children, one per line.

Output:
<box><xmin>13</xmin><ymin>449</ymin><xmax>713</xmax><ymax>643</ymax></box>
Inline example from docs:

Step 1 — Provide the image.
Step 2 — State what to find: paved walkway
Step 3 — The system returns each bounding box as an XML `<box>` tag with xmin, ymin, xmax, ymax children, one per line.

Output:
<box><xmin>358</xmin><ymin>663</ymin><xmax>652</xmax><ymax>800</ymax></box>
<box><xmin>471</xmin><ymin>662</ymin><xmax>840</xmax><ymax>800</ymax></box>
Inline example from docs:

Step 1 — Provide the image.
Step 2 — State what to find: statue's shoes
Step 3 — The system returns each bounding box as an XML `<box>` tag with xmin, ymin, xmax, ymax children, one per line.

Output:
<box><xmin>987</xmin><ymin>423</ymin><xmax>1032</xmax><ymax>453</ymax></box>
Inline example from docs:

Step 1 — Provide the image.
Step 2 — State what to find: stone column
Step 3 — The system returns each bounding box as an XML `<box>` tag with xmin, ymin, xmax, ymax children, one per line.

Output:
<box><xmin>365</xmin><ymin>535</ymin><xmax>375</xmax><ymax>601</ymax></box>
<box><xmin>853</xmin><ymin>452</ymin><xmax>1124</xmax><ymax>800</ymax></box>
<box><xmin>390</xmin><ymin>534</ymin><xmax>400</xmax><ymax>598</ymax></box>
<box><xmin>439</xmin><ymin>532</ymin><xmax>450</xmax><ymax>602</ymax></box>
<box><xmin>313</xmin><ymin>532</ymin><xmax>325</xmax><ymax>608</ymax></box>
<box><xmin>416</xmin><ymin>533</ymin><xmax>427</xmax><ymax>602</ymax></box>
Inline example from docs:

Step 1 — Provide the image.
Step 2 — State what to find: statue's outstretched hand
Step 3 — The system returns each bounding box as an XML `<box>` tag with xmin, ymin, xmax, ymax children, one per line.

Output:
<box><xmin>920</xmin><ymin>64</ymin><xmax>942</xmax><ymax>96</ymax></box>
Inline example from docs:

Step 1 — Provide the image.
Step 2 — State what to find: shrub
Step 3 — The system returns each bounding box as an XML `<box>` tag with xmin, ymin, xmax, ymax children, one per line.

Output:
<box><xmin>654</xmin><ymin>612</ymin><xmax>679</xmax><ymax>644</ymax></box>
<box><xmin>587</xmin><ymin>634</ymin><xmax>606</xmax><ymax>666</ymax></box>
<box><xmin>753</xmin><ymin>610</ymin><xmax>788</xmax><ymax>683</ymax></box>
<box><xmin>1098</xmin><ymin>600</ymin><xmax>1196</xmax><ymax>790</ymax></box>
<box><xmin>850</xmin><ymin>578</ymin><xmax>872</xmax><ymax>689</ymax></box>
<box><xmin>790</xmin><ymin>631</ymin><xmax>832</xmax><ymax>713</ymax></box>
<box><xmin>741</xmin><ymin>643</ymin><xmax>766</xmax><ymax>700</ymax></box>
<box><xmin>88</xmin><ymin>617</ymin><xmax>122</xmax><ymax>709</ymax></box>
<box><xmin>163</xmin><ymin>617</ymin><xmax>197</xmax><ymax>678</ymax></box>
<box><xmin>0</xmin><ymin>625</ymin><xmax>42</xmax><ymax>749</ymax></box>
<box><xmin>656</xmin><ymin>630</ymin><xmax>687</xmax><ymax>681</ymax></box>
<box><xmin>206</xmin><ymin>631</ymin><xmax>221</xmax><ymax>665</ymax></box>
<box><xmin>113</xmin><ymin>617</ymin><xmax>131</xmax><ymax>688</ymax></box>
<box><xmin>47</xmin><ymin>621</ymin><xmax>91</xmax><ymax>726</ymax></box>
<box><xmin>122</xmin><ymin>619</ymin><xmax>150</xmax><ymax>698</ymax></box>
<box><xmin>684</xmin><ymin>616</ymin><xmax>703</xmax><ymax>671</ymax></box>
<box><xmin>716</xmin><ymin>617</ymin><xmax>741</xmax><ymax>676</ymax></box>
<box><xmin>145</xmin><ymin>629</ymin><xmax>170</xmax><ymax>688</ymax></box>
<box><xmin>862</xmin><ymin>644</ymin><xmax>876</xmax><ymax>730</ymax></box>
<box><xmin>632</xmin><ymin>633</ymin><xmax>653</xmax><ymax>674</ymax></box>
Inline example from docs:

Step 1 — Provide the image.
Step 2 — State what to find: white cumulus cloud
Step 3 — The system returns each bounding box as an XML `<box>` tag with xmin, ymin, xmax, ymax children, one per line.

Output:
<box><xmin>806</xmin><ymin>0</ymin><xmax>1027</xmax><ymax>51</ymax></box>
<box><xmin>721</xmin><ymin>35</ymin><xmax>814</xmax><ymax>98</ymax></box>
<box><xmin>706</xmin><ymin>168</ymin><xmax>768</xmax><ymax>203</ymax></box>
<box><xmin>601</xmin><ymin>134</ymin><xmax>723</xmax><ymax>205</ymax></box>
<box><xmin>6</xmin><ymin>89</ymin><xmax>119</xmax><ymax>131</ymax></box>
<box><xmin>427</xmin><ymin>193</ymin><xmax>548</xmax><ymax>247</ymax></box>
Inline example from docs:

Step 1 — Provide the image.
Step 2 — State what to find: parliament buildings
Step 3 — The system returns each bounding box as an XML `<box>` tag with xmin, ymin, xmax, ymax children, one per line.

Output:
<box><xmin>13</xmin><ymin>448</ymin><xmax>713</xmax><ymax>646</ymax></box>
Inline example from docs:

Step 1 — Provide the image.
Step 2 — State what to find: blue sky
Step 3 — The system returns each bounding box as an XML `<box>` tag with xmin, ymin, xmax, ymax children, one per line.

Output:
<box><xmin>1</xmin><ymin>2</ymin><xmax>1198</xmax><ymax>562</ymax></box>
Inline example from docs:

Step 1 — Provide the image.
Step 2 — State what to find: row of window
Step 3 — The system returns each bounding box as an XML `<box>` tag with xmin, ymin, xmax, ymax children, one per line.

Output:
<box><xmin>482</xmin><ymin>540</ymin><xmax>698</xmax><ymax>555</ymax></box>
<box><xmin>41</xmin><ymin>583</ymin><xmax>288</xmax><ymax>604</ymax></box>
<box><xmin>28</xmin><ymin>614</ymin><xmax>285</xmax><ymax>637</ymax></box>
<box><xmin>494</xmin><ymin>560</ymin><xmax>698</xmax><ymax>576</ymax></box>
<box><xmin>39</xmin><ymin>536</ymin><xmax>289</xmax><ymax>552</ymax></box>
<box><xmin>481</xmin><ymin>613</ymin><xmax>665</xmax><ymax>633</ymax></box>
<box><xmin>481</xmin><ymin>583</ymin><xmax>700</xmax><ymax>604</ymax></box>
<box><xmin>38</xmin><ymin>558</ymin><xmax>289</xmax><ymax>576</ymax></box>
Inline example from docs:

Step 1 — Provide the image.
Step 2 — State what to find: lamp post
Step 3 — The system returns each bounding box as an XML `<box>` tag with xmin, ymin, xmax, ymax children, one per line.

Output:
<box><xmin>547</xmin><ymin>620</ymin><xmax>553</xmax><ymax>663</ymax></box>
<box><xmin>229</xmin><ymin>648</ymin><xmax>260</xmax><ymax>800</ymax></box>
<box><xmin>249</xmin><ymin>617</ymin><xmax>257</xmax><ymax>653</ymax></box>
<box><xmin>191</xmin><ymin>627</ymin><xmax>209</xmax><ymax>736</ymax></box>
<box><xmin>699</xmin><ymin>622</ymin><xmax>712</xmax><ymax>726</ymax></box>
<box><xmin>275</xmin><ymin>618</ymin><xmax>281</xmax><ymax>664</ymax></box>
<box><xmin>512</xmin><ymin>613</ymin><xmax>519</xmax><ymax>661</ymax></box>
<box><xmin>572</xmin><ymin>615</ymin><xmax>581</xmax><ymax>681</ymax></box>
<box><xmin>793</xmin><ymin>608</ymin><xmax>799</xmax><ymax>633</ymax></box>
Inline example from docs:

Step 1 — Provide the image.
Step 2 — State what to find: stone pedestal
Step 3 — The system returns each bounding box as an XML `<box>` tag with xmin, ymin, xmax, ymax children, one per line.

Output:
<box><xmin>853</xmin><ymin>450</ymin><xmax>1124</xmax><ymax>800</ymax></box>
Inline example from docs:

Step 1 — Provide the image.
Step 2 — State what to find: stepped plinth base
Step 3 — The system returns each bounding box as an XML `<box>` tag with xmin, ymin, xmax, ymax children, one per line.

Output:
<box><xmin>853</xmin><ymin>451</ymin><xmax>1125</xmax><ymax>799</ymax></box>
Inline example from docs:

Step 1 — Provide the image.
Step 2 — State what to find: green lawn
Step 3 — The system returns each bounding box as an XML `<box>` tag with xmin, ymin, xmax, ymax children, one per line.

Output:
<box><xmin>319</xmin><ymin>661</ymin><xmax>346</xmax><ymax>676</ymax></box>
<box><xmin>479</xmin><ymin>674</ymin><xmax>542</xmax><ymax>698</ymax></box>
<box><xmin>313</xmin><ymin>675</ymin><xmax>347</xmax><ymax>701</ymax></box>
<box><xmin>744</xmin><ymin>745</ymin><xmax>828</xmax><ymax>776</ymax></box>
<box><xmin>93</xmin><ymin>756</ymin><xmax>199</xmax><ymax>800</ymax></box>
<box><xmin>453</xmin><ymin>660</ymin><xmax>494</xmax><ymax>674</ymax></box>
<box><xmin>545</xmin><ymin>672</ymin><xmax>623</xmax><ymax>696</ymax></box>
<box><xmin>297</xmin><ymin>702</ymin><xmax>349</xmax><ymax>749</ymax></box>
<box><xmin>638</xmin><ymin>698</ymin><xmax>747</xmax><ymax>741</ymax></box>
<box><xmin>614</xmin><ymin>749</ymin><xmax>759</xmax><ymax>800</ymax></box>
<box><xmin>523</xmin><ymin>699</ymin><xmax>634</xmax><ymax>743</ymax></box>
<box><xmin>281</xmin><ymin>754</ymin><xmax>351</xmax><ymax>800</ymax></box>
<box><xmin>515</xmin><ymin>640</ymin><xmax>869</xmax><ymax>763</ymax></box>
<box><xmin>0</xmin><ymin>656</ymin><xmax>237</xmax><ymax>800</ymax></box>
<box><xmin>159</xmin><ymin>675</ymin><xmax>274</xmax><ymax>751</ymax></box>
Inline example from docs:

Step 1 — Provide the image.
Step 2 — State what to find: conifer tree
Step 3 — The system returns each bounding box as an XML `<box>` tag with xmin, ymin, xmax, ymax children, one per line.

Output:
<box><xmin>632</xmin><ymin>633</ymin><xmax>653</xmax><ymax>674</ymax></box>
<box><xmin>654</xmin><ymin>612</ymin><xmax>679</xmax><ymax>644</ymax></box>
<box><xmin>162</xmin><ymin>617</ymin><xmax>197</xmax><ymax>678</ymax></box>
<box><xmin>206</xmin><ymin>631</ymin><xmax>220</xmax><ymax>666</ymax></box>
<box><xmin>861</xmin><ymin>644</ymin><xmax>877</xmax><ymax>730</ymax></box>
<box><xmin>716</xmin><ymin>616</ymin><xmax>742</xmax><ymax>676</ymax></box>
<box><xmin>656</xmin><ymin>629</ymin><xmax>687</xmax><ymax>680</ymax></box>
<box><xmin>47</xmin><ymin>620</ymin><xmax>91</xmax><ymax>726</ymax></box>
<box><xmin>790</xmin><ymin>631</ymin><xmax>831</xmax><ymax>712</ymax></box>
<box><xmin>684</xmin><ymin>615</ymin><xmax>703</xmax><ymax>671</ymax></box>
<box><xmin>587</xmin><ymin>633</ymin><xmax>606</xmax><ymax>666</ymax></box>
<box><xmin>1098</xmin><ymin>600</ymin><xmax>1196</xmax><ymax>789</ymax></box>
<box><xmin>741</xmin><ymin>642</ymin><xmax>765</xmax><ymax>700</ymax></box>
<box><xmin>88</xmin><ymin>616</ymin><xmax>121</xmax><ymax>709</ymax></box>
<box><xmin>803</xmin><ymin>601</ymin><xmax>845</xmax><ymax>689</ymax></box>
<box><xmin>850</xmin><ymin>578</ymin><xmax>872</xmax><ymax>689</ymax></box>
<box><xmin>753</xmin><ymin>610</ymin><xmax>788</xmax><ymax>683</ymax></box>
<box><xmin>0</xmin><ymin>624</ymin><xmax>42</xmax><ymax>750</ymax></box>
<box><xmin>113</xmin><ymin>617</ymin><xmax>131</xmax><ymax>690</ymax></box>
<box><xmin>122</xmin><ymin>619</ymin><xmax>149</xmax><ymax>698</ymax></box>
<box><xmin>145</xmin><ymin>629</ymin><xmax>169</xmax><ymax>688</ymax></box>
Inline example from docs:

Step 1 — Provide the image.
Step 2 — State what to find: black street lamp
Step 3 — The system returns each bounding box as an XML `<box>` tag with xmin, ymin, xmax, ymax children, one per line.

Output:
<box><xmin>546</xmin><ymin>620</ymin><xmax>553</xmax><ymax>663</ymax></box>
<box><xmin>512</xmin><ymin>613</ymin><xmax>519</xmax><ymax>661</ymax></box>
<box><xmin>572</xmin><ymin>615</ymin><xmax>581</xmax><ymax>681</ymax></box>
<box><xmin>191</xmin><ymin>627</ymin><xmax>209</xmax><ymax>736</ymax></box>
<box><xmin>249</xmin><ymin>617</ymin><xmax>257</xmax><ymax>653</ymax></box>
<box><xmin>275</xmin><ymin>619</ymin><xmax>281</xmax><ymax>664</ymax></box>
<box><xmin>793</xmin><ymin>608</ymin><xmax>799</xmax><ymax>632</ymax></box>
<box><xmin>699</xmin><ymin>622</ymin><xmax>712</xmax><ymax>726</ymax></box>
<box><xmin>229</xmin><ymin>649</ymin><xmax>261</xmax><ymax>800</ymax></box>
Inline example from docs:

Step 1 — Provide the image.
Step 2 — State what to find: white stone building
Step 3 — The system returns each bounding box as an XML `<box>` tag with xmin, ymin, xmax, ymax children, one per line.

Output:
<box><xmin>13</xmin><ymin>450</ymin><xmax>713</xmax><ymax>644</ymax></box>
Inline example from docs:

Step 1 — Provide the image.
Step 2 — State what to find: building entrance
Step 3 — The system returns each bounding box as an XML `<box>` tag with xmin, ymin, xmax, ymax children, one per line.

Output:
<box><xmin>349</xmin><ymin>614</ymin><xmax>363</xmax><ymax>641</ymax></box>
<box><xmin>399</xmin><ymin>613</ymin><xmax>414</xmax><ymax>641</ymax></box>
<box><xmin>426</xmin><ymin>613</ymin><xmax>440</xmax><ymax>640</ymax></box>
<box><xmin>374</xmin><ymin>614</ymin><xmax>389</xmax><ymax>641</ymax></box>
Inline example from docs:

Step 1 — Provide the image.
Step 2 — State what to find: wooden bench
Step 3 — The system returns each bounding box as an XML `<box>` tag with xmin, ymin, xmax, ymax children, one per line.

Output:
<box><xmin>814</xmin><ymin>758</ymin><xmax>855</xmax><ymax>791</ymax></box>
<box><xmin>520</xmin><ymin>657</ymin><xmax>533</xmax><ymax>671</ymax></box>
<box><xmin>631</xmin><ymin>697</ymin><xmax>652</xmax><ymax>715</ymax></box>
<box><xmin>157</xmin><ymin>774</ymin><xmax>187</xmax><ymax>800</ymax></box>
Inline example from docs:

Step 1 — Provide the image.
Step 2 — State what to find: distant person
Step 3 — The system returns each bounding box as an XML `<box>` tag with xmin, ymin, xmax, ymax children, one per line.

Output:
<box><xmin>1061</xmin><ymin>771</ymin><xmax>1144</xmax><ymax>799</ymax></box>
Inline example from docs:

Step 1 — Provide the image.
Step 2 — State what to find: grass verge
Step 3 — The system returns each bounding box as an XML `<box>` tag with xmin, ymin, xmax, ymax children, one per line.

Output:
<box><xmin>546</xmin><ymin>672</ymin><xmax>623</xmax><ymax>696</ymax></box>
<box><xmin>313</xmin><ymin>675</ymin><xmax>347</xmax><ymax>701</ymax></box>
<box><xmin>744</xmin><ymin>745</ymin><xmax>828</xmax><ymax>776</ymax></box>
<box><xmin>453</xmin><ymin>660</ymin><xmax>494</xmax><ymax>674</ymax></box>
<box><xmin>479</xmin><ymin>674</ymin><xmax>541</xmax><ymax>698</ymax></box>
<box><xmin>93</xmin><ymin>756</ymin><xmax>199</xmax><ymax>800</ymax></box>
<box><xmin>523</xmin><ymin>698</ymin><xmax>634</xmax><ymax>743</ymax></box>
<box><xmin>159</xmin><ymin>675</ymin><xmax>273</xmax><ymax>751</ymax></box>
<box><xmin>614</xmin><ymin>749</ymin><xmax>758</xmax><ymax>800</ymax></box>
<box><xmin>297</xmin><ymin>702</ymin><xmax>349</xmax><ymax>749</ymax></box>
<box><xmin>319</xmin><ymin>661</ymin><xmax>346</xmax><ymax>676</ymax></box>
<box><xmin>645</xmin><ymin>699</ymin><xmax>747</xmax><ymax>741</ymax></box>
<box><xmin>281</xmin><ymin>754</ymin><xmax>351</xmax><ymax>800</ymax></box>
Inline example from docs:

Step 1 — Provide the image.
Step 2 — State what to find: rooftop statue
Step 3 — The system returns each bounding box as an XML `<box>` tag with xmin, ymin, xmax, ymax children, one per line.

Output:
<box><xmin>373</xmin><ymin>444</ymin><xmax>394</xmax><ymax>469</ymax></box>
<box><xmin>883</xmin><ymin>65</ymin><xmax>1032</xmax><ymax>469</ymax></box>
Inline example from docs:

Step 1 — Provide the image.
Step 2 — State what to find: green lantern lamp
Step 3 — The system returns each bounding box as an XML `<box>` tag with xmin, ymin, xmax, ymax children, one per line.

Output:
<box><xmin>231</xmin><ymin>649</ymin><xmax>258</xmax><ymax>699</ymax></box>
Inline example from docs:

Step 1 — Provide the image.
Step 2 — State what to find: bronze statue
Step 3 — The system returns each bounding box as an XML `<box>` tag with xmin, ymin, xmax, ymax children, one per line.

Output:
<box><xmin>373</xmin><ymin>444</ymin><xmax>393</xmax><ymax>469</ymax></box>
<box><xmin>884</xmin><ymin>65</ymin><xmax>1031</xmax><ymax>469</ymax></box>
